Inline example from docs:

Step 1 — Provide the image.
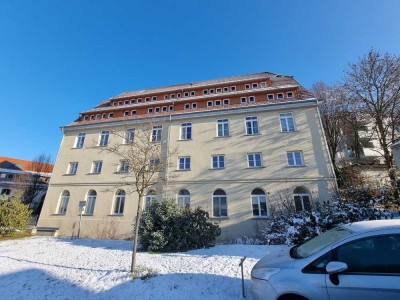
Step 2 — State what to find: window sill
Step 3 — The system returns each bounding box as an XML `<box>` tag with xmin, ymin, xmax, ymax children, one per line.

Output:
<box><xmin>211</xmin><ymin>216</ymin><xmax>229</xmax><ymax>220</ymax></box>
<box><xmin>209</xmin><ymin>167</ymin><xmax>225</xmax><ymax>170</ymax></box>
<box><xmin>52</xmin><ymin>213</ymin><xmax>66</xmax><ymax>216</ymax></box>
<box><xmin>175</xmin><ymin>169</ymin><xmax>191</xmax><ymax>172</ymax></box>
<box><xmin>177</xmin><ymin>139</ymin><xmax>193</xmax><ymax>141</ymax></box>
<box><xmin>286</xmin><ymin>165</ymin><xmax>306</xmax><ymax>168</ymax></box>
<box><xmin>108</xmin><ymin>214</ymin><xmax>124</xmax><ymax>217</ymax></box>
<box><xmin>280</xmin><ymin>130</ymin><xmax>298</xmax><ymax>133</ymax></box>
<box><xmin>214</xmin><ymin>135</ymin><xmax>231</xmax><ymax>139</ymax></box>
<box><xmin>252</xmin><ymin>216</ymin><xmax>269</xmax><ymax>219</ymax></box>
<box><xmin>244</xmin><ymin>133</ymin><xmax>262</xmax><ymax>136</ymax></box>
<box><xmin>87</xmin><ymin>173</ymin><xmax>101</xmax><ymax>175</ymax></box>
<box><xmin>63</xmin><ymin>174</ymin><xmax>76</xmax><ymax>176</ymax></box>
<box><xmin>246</xmin><ymin>166</ymin><xmax>265</xmax><ymax>169</ymax></box>
<box><xmin>81</xmin><ymin>214</ymin><xmax>94</xmax><ymax>216</ymax></box>
<box><xmin>71</xmin><ymin>147</ymin><xmax>83</xmax><ymax>150</ymax></box>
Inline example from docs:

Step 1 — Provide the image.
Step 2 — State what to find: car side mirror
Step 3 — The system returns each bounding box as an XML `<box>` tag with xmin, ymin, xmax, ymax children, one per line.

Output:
<box><xmin>326</xmin><ymin>261</ymin><xmax>348</xmax><ymax>286</ymax></box>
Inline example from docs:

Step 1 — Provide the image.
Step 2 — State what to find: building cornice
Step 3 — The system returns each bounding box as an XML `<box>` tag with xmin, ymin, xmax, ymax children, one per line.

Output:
<box><xmin>62</xmin><ymin>98</ymin><xmax>318</xmax><ymax>132</ymax></box>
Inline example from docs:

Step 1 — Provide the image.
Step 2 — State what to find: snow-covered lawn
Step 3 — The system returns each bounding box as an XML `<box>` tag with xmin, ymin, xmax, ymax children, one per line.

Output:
<box><xmin>0</xmin><ymin>237</ymin><xmax>286</xmax><ymax>299</ymax></box>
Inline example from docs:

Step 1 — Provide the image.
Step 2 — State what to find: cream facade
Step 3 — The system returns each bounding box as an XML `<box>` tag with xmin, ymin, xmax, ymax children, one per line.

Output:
<box><xmin>38</xmin><ymin>72</ymin><xmax>336</xmax><ymax>239</ymax></box>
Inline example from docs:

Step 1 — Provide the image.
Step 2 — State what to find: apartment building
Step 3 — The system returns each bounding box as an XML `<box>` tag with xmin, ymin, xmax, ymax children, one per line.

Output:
<box><xmin>37</xmin><ymin>72</ymin><xmax>336</xmax><ymax>239</ymax></box>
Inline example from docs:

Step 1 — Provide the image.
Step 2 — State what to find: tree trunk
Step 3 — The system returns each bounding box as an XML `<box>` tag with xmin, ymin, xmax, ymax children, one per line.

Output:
<box><xmin>131</xmin><ymin>194</ymin><xmax>143</xmax><ymax>273</ymax></box>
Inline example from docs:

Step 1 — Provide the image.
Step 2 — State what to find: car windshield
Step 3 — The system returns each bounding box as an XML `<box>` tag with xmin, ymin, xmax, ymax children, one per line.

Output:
<box><xmin>296</xmin><ymin>227</ymin><xmax>353</xmax><ymax>258</ymax></box>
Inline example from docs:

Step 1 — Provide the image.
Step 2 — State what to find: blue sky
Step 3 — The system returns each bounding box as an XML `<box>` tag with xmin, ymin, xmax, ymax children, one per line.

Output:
<box><xmin>1</xmin><ymin>0</ymin><xmax>399</xmax><ymax>162</ymax></box>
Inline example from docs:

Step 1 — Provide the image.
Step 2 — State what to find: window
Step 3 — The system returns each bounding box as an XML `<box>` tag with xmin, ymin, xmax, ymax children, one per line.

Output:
<box><xmin>178</xmin><ymin>157</ymin><xmax>191</xmax><ymax>170</ymax></box>
<box><xmin>95</xmin><ymin>114</ymin><xmax>100</xmax><ymax>119</ymax></box>
<box><xmin>177</xmin><ymin>189</ymin><xmax>190</xmax><ymax>208</ymax></box>
<box><xmin>245</xmin><ymin>84</ymin><xmax>250</xmax><ymax>90</ymax></box>
<box><xmin>131</xmin><ymin>110</ymin><xmax>136</xmax><ymax>115</ymax></box>
<box><xmin>109</xmin><ymin>113</ymin><xmax>114</xmax><ymax>118</ymax></box>
<box><xmin>287</xmin><ymin>151</ymin><xmax>304</xmax><ymax>166</ymax></box>
<box><xmin>118</xmin><ymin>160</ymin><xmax>129</xmax><ymax>173</ymax></box>
<box><xmin>177</xmin><ymin>93</ymin><xmax>181</xmax><ymax>98</ymax></box>
<box><xmin>125</xmin><ymin>100</ymin><xmax>129</xmax><ymax>105</ymax></box>
<box><xmin>169</xmin><ymin>106</ymin><xmax>174</xmax><ymax>111</ymax></box>
<box><xmin>223</xmin><ymin>99</ymin><xmax>230</xmax><ymax>105</ymax></box>
<box><xmin>152</xmin><ymin>125</ymin><xmax>162</xmax><ymax>142</ymax></box>
<box><xmin>162</xmin><ymin>106</ymin><xmax>167</xmax><ymax>112</ymax></box>
<box><xmin>190</xmin><ymin>91</ymin><xmax>195</xmax><ymax>96</ymax></box>
<box><xmin>261</xmin><ymin>82</ymin><xmax>266</xmax><ymax>88</ymax></box>
<box><xmin>209</xmin><ymin>89</ymin><xmax>215</xmax><ymax>94</ymax></box>
<box><xmin>277</xmin><ymin>93</ymin><xmax>284</xmax><ymax>99</ymax></box>
<box><xmin>118</xmin><ymin>101</ymin><xmax>122</xmax><ymax>105</ymax></box>
<box><xmin>57</xmin><ymin>191</ymin><xmax>70</xmax><ymax>214</ymax></box>
<box><xmin>247</xmin><ymin>153</ymin><xmax>263</xmax><ymax>167</ymax></box>
<box><xmin>192</xmin><ymin>103</ymin><xmax>197</xmax><ymax>109</ymax></box>
<box><xmin>90</xmin><ymin>115</ymin><xmax>94</xmax><ymax>120</ymax></box>
<box><xmin>149</xmin><ymin>158</ymin><xmax>160</xmax><ymax>170</ymax></box>
<box><xmin>99</xmin><ymin>131</ymin><xmax>109</xmax><ymax>147</ymax></box>
<box><xmin>207</xmin><ymin>101</ymin><xmax>213</xmax><ymax>107</ymax></box>
<box><xmin>215</xmin><ymin>100</ymin><xmax>221</xmax><ymax>106</ymax></box>
<box><xmin>1</xmin><ymin>189</ymin><xmax>11</xmax><ymax>196</ymax></box>
<box><xmin>131</xmin><ymin>99</ymin><xmax>136</xmax><ymax>104</ymax></box>
<box><xmin>75</xmin><ymin>133</ymin><xmax>86</xmax><ymax>148</ymax></box>
<box><xmin>113</xmin><ymin>102</ymin><xmax>117</xmax><ymax>106</ymax></box>
<box><xmin>223</xmin><ymin>87</ymin><xmax>229</xmax><ymax>92</ymax></box>
<box><xmin>252</xmin><ymin>83</ymin><xmax>258</xmax><ymax>89</ymax></box>
<box><xmin>241</xmin><ymin>97</ymin><xmax>247</xmax><ymax>103</ymax></box>
<box><xmin>125</xmin><ymin>128</ymin><xmax>135</xmax><ymax>143</ymax></box>
<box><xmin>267</xmin><ymin>94</ymin><xmax>274</xmax><ymax>100</ymax></box>
<box><xmin>145</xmin><ymin>97</ymin><xmax>150</xmax><ymax>102</ymax></box>
<box><xmin>335</xmin><ymin>235</ymin><xmax>400</xmax><ymax>274</ymax></box>
<box><xmin>67</xmin><ymin>162</ymin><xmax>78</xmax><ymax>175</ymax></box>
<box><xmin>124</xmin><ymin>111</ymin><xmax>129</xmax><ymax>116</ymax></box>
<box><xmin>287</xmin><ymin>92</ymin><xmax>294</xmax><ymax>98</ymax></box>
<box><xmin>170</xmin><ymin>94</ymin><xmax>175</xmax><ymax>99</ymax></box>
<box><xmin>152</xmin><ymin>96</ymin><xmax>157</xmax><ymax>101</ymax></box>
<box><xmin>102</xmin><ymin>114</ymin><xmax>106</xmax><ymax>119</ymax></box>
<box><xmin>252</xmin><ymin>188</ymin><xmax>267</xmax><ymax>217</ymax></box>
<box><xmin>230</xmin><ymin>86</ymin><xmax>236</xmax><ymax>91</ymax></box>
<box><xmin>145</xmin><ymin>190</ymin><xmax>157</xmax><ymax>207</ymax></box>
<box><xmin>203</xmin><ymin>90</ymin><xmax>208</xmax><ymax>95</ymax></box>
<box><xmin>91</xmin><ymin>161</ymin><xmax>103</xmax><ymax>174</ymax></box>
<box><xmin>148</xmin><ymin>108</ymin><xmax>153</xmax><ymax>113</ymax></box>
<box><xmin>84</xmin><ymin>116</ymin><xmax>89</xmax><ymax>120</ymax></box>
<box><xmin>280</xmin><ymin>113</ymin><xmax>295</xmax><ymax>132</ymax></box>
<box><xmin>293</xmin><ymin>187</ymin><xmax>311</xmax><ymax>212</ymax></box>
<box><xmin>213</xmin><ymin>189</ymin><xmax>227</xmax><ymax>217</ymax></box>
<box><xmin>155</xmin><ymin>107</ymin><xmax>160</xmax><ymax>113</ymax></box>
<box><xmin>164</xmin><ymin>95</ymin><xmax>168</xmax><ymax>100</ymax></box>
<box><xmin>217</xmin><ymin>119</ymin><xmax>229</xmax><ymax>137</ymax></box>
<box><xmin>84</xmin><ymin>190</ymin><xmax>96</xmax><ymax>214</ymax></box>
<box><xmin>212</xmin><ymin>155</ymin><xmax>225</xmax><ymax>169</ymax></box>
<box><xmin>180</xmin><ymin>123</ymin><xmax>192</xmax><ymax>140</ymax></box>
<box><xmin>245</xmin><ymin>116</ymin><xmax>259</xmax><ymax>134</ymax></box>
<box><xmin>137</xmin><ymin>98</ymin><xmax>142</xmax><ymax>103</ymax></box>
<box><xmin>113</xmin><ymin>190</ymin><xmax>125</xmax><ymax>214</ymax></box>
<box><xmin>184</xmin><ymin>103</ymin><xmax>190</xmax><ymax>110</ymax></box>
<box><xmin>249</xmin><ymin>96</ymin><xmax>255</xmax><ymax>103</ymax></box>
<box><xmin>216</xmin><ymin>88</ymin><xmax>222</xmax><ymax>93</ymax></box>
<box><xmin>184</xmin><ymin>92</ymin><xmax>189</xmax><ymax>97</ymax></box>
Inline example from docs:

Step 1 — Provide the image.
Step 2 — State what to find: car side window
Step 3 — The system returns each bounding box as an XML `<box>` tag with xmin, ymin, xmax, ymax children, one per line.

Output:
<box><xmin>303</xmin><ymin>251</ymin><xmax>333</xmax><ymax>273</ymax></box>
<box><xmin>334</xmin><ymin>234</ymin><xmax>400</xmax><ymax>274</ymax></box>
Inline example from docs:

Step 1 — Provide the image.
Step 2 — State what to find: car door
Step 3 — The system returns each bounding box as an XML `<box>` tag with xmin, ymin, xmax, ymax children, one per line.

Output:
<box><xmin>326</xmin><ymin>234</ymin><xmax>400</xmax><ymax>300</ymax></box>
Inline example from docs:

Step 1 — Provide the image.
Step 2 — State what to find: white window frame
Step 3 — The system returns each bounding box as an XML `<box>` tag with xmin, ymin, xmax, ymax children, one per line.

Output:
<box><xmin>91</xmin><ymin>161</ymin><xmax>103</xmax><ymax>174</ymax></box>
<box><xmin>216</xmin><ymin>88</ymin><xmax>222</xmax><ymax>93</ymax></box>
<box><xmin>155</xmin><ymin>107</ymin><xmax>160</xmax><ymax>112</ymax></box>
<box><xmin>125</xmin><ymin>128</ymin><xmax>135</xmax><ymax>144</ymax></box>
<box><xmin>212</xmin><ymin>189</ymin><xmax>227</xmax><ymax>217</ymax></box>
<box><xmin>287</xmin><ymin>151</ymin><xmax>304</xmax><ymax>166</ymax></box>
<box><xmin>223</xmin><ymin>87</ymin><xmax>229</xmax><ymax>92</ymax></box>
<box><xmin>203</xmin><ymin>89</ymin><xmax>208</xmax><ymax>95</ymax></box>
<box><xmin>99</xmin><ymin>131</ymin><xmax>109</xmax><ymax>147</ymax></box>
<box><xmin>247</xmin><ymin>153</ymin><xmax>263</xmax><ymax>168</ymax></box>
<box><xmin>162</xmin><ymin>106</ymin><xmax>167</xmax><ymax>112</ymax></box>
<box><xmin>68</xmin><ymin>162</ymin><xmax>78</xmax><ymax>175</ymax></box>
<box><xmin>252</xmin><ymin>83</ymin><xmax>258</xmax><ymax>89</ymax></box>
<box><xmin>241</xmin><ymin>97</ymin><xmax>247</xmax><ymax>103</ymax></box>
<box><xmin>152</xmin><ymin>125</ymin><xmax>162</xmax><ymax>142</ymax></box>
<box><xmin>260</xmin><ymin>82</ymin><xmax>267</xmax><ymax>88</ymax></box>
<box><xmin>245</xmin><ymin>116</ymin><xmax>259</xmax><ymax>135</ymax></box>
<box><xmin>230</xmin><ymin>86</ymin><xmax>236</xmax><ymax>91</ymax></box>
<box><xmin>267</xmin><ymin>94</ymin><xmax>274</xmax><ymax>100</ymax></box>
<box><xmin>245</xmin><ymin>84</ymin><xmax>250</xmax><ymax>90</ymax></box>
<box><xmin>184</xmin><ymin>92</ymin><xmax>189</xmax><ymax>97</ymax></box>
<box><xmin>251</xmin><ymin>190</ymin><xmax>267</xmax><ymax>217</ymax></box>
<box><xmin>113</xmin><ymin>190</ymin><xmax>125</xmax><ymax>215</ymax></box>
<box><xmin>277</xmin><ymin>93</ymin><xmax>284</xmax><ymax>99</ymax></box>
<box><xmin>212</xmin><ymin>155</ymin><xmax>225</xmax><ymax>169</ymax></box>
<box><xmin>223</xmin><ymin>99</ymin><xmax>230</xmax><ymax>105</ymax></box>
<box><xmin>75</xmin><ymin>133</ymin><xmax>86</xmax><ymax>148</ymax></box>
<box><xmin>249</xmin><ymin>96</ymin><xmax>255</xmax><ymax>103</ymax></box>
<box><xmin>287</xmin><ymin>91</ymin><xmax>294</xmax><ymax>98</ymax></box>
<box><xmin>215</xmin><ymin>100</ymin><xmax>221</xmax><ymax>106</ymax></box>
<box><xmin>184</xmin><ymin>103</ymin><xmax>190</xmax><ymax>110</ymax></box>
<box><xmin>84</xmin><ymin>190</ymin><xmax>96</xmax><ymax>215</ymax></box>
<box><xmin>57</xmin><ymin>191</ymin><xmax>70</xmax><ymax>214</ymax></box>
<box><xmin>177</xmin><ymin>189</ymin><xmax>190</xmax><ymax>208</ymax></box>
<box><xmin>180</xmin><ymin>123</ymin><xmax>192</xmax><ymax>140</ymax></box>
<box><xmin>145</xmin><ymin>191</ymin><xmax>157</xmax><ymax>207</ymax></box>
<box><xmin>216</xmin><ymin>119</ymin><xmax>229</xmax><ymax>137</ymax></box>
<box><xmin>118</xmin><ymin>160</ymin><xmax>129</xmax><ymax>173</ymax></box>
<box><xmin>280</xmin><ymin>113</ymin><xmax>296</xmax><ymax>132</ymax></box>
<box><xmin>192</xmin><ymin>103</ymin><xmax>197</xmax><ymax>109</ymax></box>
<box><xmin>178</xmin><ymin>156</ymin><xmax>191</xmax><ymax>170</ymax></box>
<box><xmin>207</xmin><ymin>101</ymin><xmax>213</xmax><ymax>107</ymax></box>
<box><xmin>148</xmin><ymin>108</ymin><xmax>153</xmax><ymax>113</ymax></box>
<box><xmin>190</xmin><ymin>91</ymin><xmax>195</xmax><ymax>96</ymax></box>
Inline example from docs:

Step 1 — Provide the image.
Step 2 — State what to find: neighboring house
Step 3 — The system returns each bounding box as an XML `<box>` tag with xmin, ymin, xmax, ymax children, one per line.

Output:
<box><xmin>0</xmin><ymin>156</ymin><xmax>54</xmax><ymax>209</ymax></box>
<box><xmin>391</xmin><ymin>139</ymin><xmax>400</xmax><ymax>169</ymax></box>
<box><xmin>37</xmin><ymin>72</ymin><xmax>336</xmax><ymax>239</ymax></box>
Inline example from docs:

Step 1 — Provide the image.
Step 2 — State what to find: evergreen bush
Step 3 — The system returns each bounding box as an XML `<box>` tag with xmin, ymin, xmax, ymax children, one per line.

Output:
<box><xmin>139</xmin><ymin>199</ymin><xmax>220</xmax><ymax>252</ymax></box>
<box><xmin>0</xmin><ymin>195</ymin><xmax>32</xmax><ymax>236</ymax></box>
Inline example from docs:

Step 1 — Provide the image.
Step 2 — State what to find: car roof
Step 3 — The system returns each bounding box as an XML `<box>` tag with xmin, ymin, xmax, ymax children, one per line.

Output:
<box><xmin>342</xmin><ymin>219</ymin><xmax>400</xmax><ymax>233</ymax></box>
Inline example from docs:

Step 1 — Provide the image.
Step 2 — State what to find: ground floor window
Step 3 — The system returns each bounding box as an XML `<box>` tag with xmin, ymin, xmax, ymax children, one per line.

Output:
<box><xmin>251</xmin><ymin>188</ymin><xmax>267</xmax><ymax>217</ymax></box>
<box><xmin>57</xmin><ymin>190</ymin><xmax>70</xmax><ymax>214</ymax></box>
<box><xmin>293</xmin><ymin>187</ymin><xmax>312</xmax><ymax>212</ymax></box>
<box><xmin>177</xmin><ymin>189</ymin><xmax>190</xmax><ymax>208</ymax></box>
<box><xmin>213</xmin><ymin>189</ymin><xmax>227</xmax><ymax>217</ymax></box>
<box><xmin>113</xmin><ymin>190</ymin><xmax>125</xmax><ymax>214</ymax></box>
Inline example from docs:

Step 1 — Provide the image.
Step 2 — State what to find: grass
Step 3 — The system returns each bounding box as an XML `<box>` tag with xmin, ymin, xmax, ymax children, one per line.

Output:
<box><xmin>131</xmin><ymin>266</ymin><xmax>157</xmax><ymax>280</ymax></box>
<box><xmin>0</xmin><ymin>230</ymin><xmax>32</xmax><ymax>241</ymax></box>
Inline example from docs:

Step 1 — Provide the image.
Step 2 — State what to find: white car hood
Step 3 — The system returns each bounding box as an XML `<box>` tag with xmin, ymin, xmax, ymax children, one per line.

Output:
<box><xmin>253</xmin><ymin>246</ymin><xmax>296</xmax><ymax>269</ymax></box>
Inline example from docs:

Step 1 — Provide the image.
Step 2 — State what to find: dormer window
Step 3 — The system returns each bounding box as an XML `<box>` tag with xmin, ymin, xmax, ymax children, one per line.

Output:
<box><xmin>152</xmin><ymin>96</ymin><xmax>157</xmax><ymax>101</ymax></box>
<box><xmin>190</xmin><ymin>91</ymin><xmax>195</xmax><ymax>96</ymax></box>
<box><xmin>252</xmin><ymin>83</ymin><xmax>258</xmax><ymax>89</ymax></box>
<box><xmin>216</xmin><ymin>88</ymin><xmax>222</xmax><ymax>93</ymax></box>
<box><xmin>170</xmin><ymin>94</ymin><xmax>175</xmax><ymax>99</ymax></box>
<box><xmin>131</xmin><ymin>99</ymin><xmax>136</xmax><ymax>104</ymax></box>
<box><xmin>230</xmin><ymin>86</ymin><xmax>236</xmax><ymax>91</ymax></box>
<box><xmin>268</xmin><ymin>94</ymin><xmax>274</xmax><ymax>100</ymax></box>
<box><xmin>209</xmin><ymin>89</ymin><xmax>215</xmax><ymax>94</ymax></box>
<box><xmin>277</xmin><ymin>93</ymin><xmax>284</xmax><ymax>99</ymax></box>
<box><xmin>118</xmin><ymin>101</ymin><xmax>122</xmax><ymax>105</ymax></box>
<box><xmin>124</xmin><ymin>111</ymin><xmax>129</xmax><ymax>116</ymax></box>
<box><xmin>145</xmin><ymin>97</ymin><xmax>150</xmax><ymax>102</ymax></box>
<box><xmin>203</xmin><ymin>90</ymin><xmax>208</xmax><ymax>95</ymax></box>
<box><xmin>245</xmin><ymin>84</ymin><xmax>250</xmax><ymax>90</ymax></box>
<box><xmin>109</xmin><ymin>113</ymin><xmax>114</xmax><ymax>118</ymax></box>
<box><xmin>223</xmin><ymin>87</ymin><xmax>229</xmax><ymax>92</ymax></box>
<box><xmin>287</xmin><ymin>92</ymin><xmax>294</xmax><ymax>98</ymax></box>
<box><xmin>137</xmin><ymin>98</ymin><xmax>142</xmax><ymax>103</ymax></box>
<box><xmin>124</xmin><ymin>100</ymin><xmax>129</xmax><ymax>105</ymax></box>
<box><xmin>164</xmin><ymin>95</ymin><xmax>169</xmax><ymax>100</ymax></box>
<box><xmin>184</xmin><ymin>103</ymin><xmax>190</xmax><ymax>110</ymax></box>
<box><xmin>148</xmin><ymin>108</ymin><xmax>153</xmax><ymax>113</ymax></box>
<box><xmin>261</xmin><ymin>82</ymin><xmax>266</xmax><ymax>88</ymax></box>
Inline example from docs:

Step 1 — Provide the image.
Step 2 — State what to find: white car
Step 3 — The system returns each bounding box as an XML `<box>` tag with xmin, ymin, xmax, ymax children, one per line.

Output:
<box><xmin>251</xmin><ymin>219</ymin><xmax>400</xmax><ymax>300</ymax></box>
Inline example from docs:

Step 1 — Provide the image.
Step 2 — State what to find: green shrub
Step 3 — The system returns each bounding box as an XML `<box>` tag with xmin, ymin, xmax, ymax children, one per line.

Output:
<box><xmin>0</xmin><ymin>196</ymin><xmax>32</xmax><ymax>236</ymax></box>
<box><xmin>139</xmin><ymin>199</ymin><xmax>221</xmax><ymax>252</ymax></box>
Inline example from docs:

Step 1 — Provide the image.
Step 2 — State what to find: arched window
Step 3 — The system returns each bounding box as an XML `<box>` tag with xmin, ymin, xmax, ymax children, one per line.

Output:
<box><xmin>177</xmin><ymin>189</ymin><xmax>190</xmax><ymax>208</ymax></box>
<box><xmin>251</xmin><ymin>188</ymin><xmax>267</xmax><ymax>217</ymax></box>
<box><xmin>57</xmin><ymin>190</ymin><xmax>70</xmax><ymax>214</ymax></box>
<box><xmin>293</xmin><ymin>187</ymin><xmax>312</xmax><ymax>212</ymax></box>
<box><xmin>213</xmin><ymin>189</ymin><xmax>227</xmax><ymax>217</ymax></box>
<box><xmin>145</xmin><ymin>190</ymin><xmax>157</xmax><ymax>207</ymax></box>
<box><xmin>85</xmin><ymin>190</ymin><xmax>96</xmax><ymax>214</ymax></box>
<box><xmin>113</xmin><ymin>190</ymin><xmax>125</xmax><ymax>214</ymax></box>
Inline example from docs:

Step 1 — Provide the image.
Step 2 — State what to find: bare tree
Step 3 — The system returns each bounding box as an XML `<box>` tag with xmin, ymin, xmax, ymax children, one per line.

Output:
<box><xmin>92</xmin><ymin>121</ymin><xmax>178</xmax><ymax>273</ymax></box>
<box><xmin>312</xmin><ymin>82</ymin><xmax>346</xmax><ymax>166</ymax></box>
<box><xmin>343</xmin><ymin>49</ymin><xmax>400</xmax><ymax>172</ymax></box>
<box><xmin>19</xmin><ymin>154</ymin><xmax>53</xmax><ymax>212</ymax></box>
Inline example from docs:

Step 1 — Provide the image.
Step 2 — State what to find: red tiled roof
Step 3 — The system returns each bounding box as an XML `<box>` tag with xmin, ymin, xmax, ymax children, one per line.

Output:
<box><xmin>0</xmin><ymin>156</ymin><xmax>54</xmax><ymax>173</ymax></box>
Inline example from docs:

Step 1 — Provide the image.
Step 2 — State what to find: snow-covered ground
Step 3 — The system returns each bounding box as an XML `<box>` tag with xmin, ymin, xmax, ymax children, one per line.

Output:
<box><xmin>0</xmin><ymin>237</ymin><xmax>286</xmax><ymax>299</ymax></box>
